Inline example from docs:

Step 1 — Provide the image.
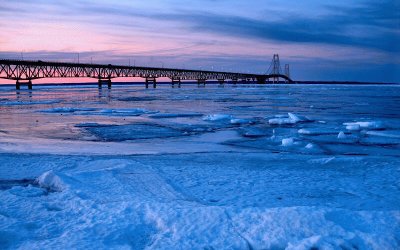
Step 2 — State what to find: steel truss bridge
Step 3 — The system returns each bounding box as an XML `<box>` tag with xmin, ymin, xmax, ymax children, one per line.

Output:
<box><xmin>0</xmin><ymin>55</ymin><xmax>293</xmax><ymax>89</ymax></box>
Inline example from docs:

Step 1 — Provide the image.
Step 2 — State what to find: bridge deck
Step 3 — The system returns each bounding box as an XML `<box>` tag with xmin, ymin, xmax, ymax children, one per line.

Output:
<box><xmin>0</xmin><ymin>59</ymin><xmax>293</xmax><ymax>89</ymax></box>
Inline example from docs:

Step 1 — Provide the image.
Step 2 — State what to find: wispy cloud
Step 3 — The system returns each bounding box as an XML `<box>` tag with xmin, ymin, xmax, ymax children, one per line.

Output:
<box><xmin>0</xmin><ymin>0</ymin><xmax>399</xmax><ymax>81</ymax></box>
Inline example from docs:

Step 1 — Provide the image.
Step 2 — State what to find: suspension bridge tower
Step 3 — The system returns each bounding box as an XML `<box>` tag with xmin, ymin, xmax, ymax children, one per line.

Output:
<box><xmin>265</xmin><ymin>54</ymin><xmax>292</xmax><ymax>84</ymax></box>
<box><xmin>285</xmin><ymin>64</ymin><xmax>290</xmax><ymax>83</ymax></box>
<box><xmin>272</xmin><ymin>54</ymin><xmax>281</xmax><ymax>83</ymax></box>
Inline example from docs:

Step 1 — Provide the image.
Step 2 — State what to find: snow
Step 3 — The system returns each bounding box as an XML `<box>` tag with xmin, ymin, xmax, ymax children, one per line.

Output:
<box><xmin>35</xmin><ymin>171</ymin><xmax>65</xmax><ymax>192</ymax></box>
<box><xmin>0</xmin><ymin>84</ymin><xmax>399</xmax><ymax>249</ymax></box>
<box><xmin>1</xmin><ymin>153</ymin><xmax>399</xmax><ymax>249</ymax></box>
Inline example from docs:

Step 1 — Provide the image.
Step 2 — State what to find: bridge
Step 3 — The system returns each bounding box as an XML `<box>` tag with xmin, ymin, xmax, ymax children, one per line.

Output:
<box><xmin>0</xmin><ymin>54</ymin><xmax>293</xmax><ymax>89</ymax></box>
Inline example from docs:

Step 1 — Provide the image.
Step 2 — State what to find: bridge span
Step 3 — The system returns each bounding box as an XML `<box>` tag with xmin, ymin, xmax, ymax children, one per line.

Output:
<box><xmin>0</xmin><ymin>55</ymin><xmax>293</xmax><ymax>89</ymax></box>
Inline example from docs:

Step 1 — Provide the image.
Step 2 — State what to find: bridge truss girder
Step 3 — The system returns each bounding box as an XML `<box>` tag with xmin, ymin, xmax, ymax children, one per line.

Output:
<box><xmin>0</xmin><ymin>59</ymin><xmax>293</xmax><ymax>83</ymax></box>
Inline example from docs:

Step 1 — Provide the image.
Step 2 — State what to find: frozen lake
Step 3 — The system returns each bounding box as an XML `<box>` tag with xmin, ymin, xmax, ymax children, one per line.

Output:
<box><xmin>0</xmin><ymin>84</ymin><xmax>399</xmax><ymax>249</ymax></box>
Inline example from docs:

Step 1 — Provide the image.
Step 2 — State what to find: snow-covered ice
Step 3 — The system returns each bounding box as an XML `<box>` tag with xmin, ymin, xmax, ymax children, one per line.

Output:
<box><xmin>203</xmin><ymin>114</ymin><xmax>233</xmax><ymax>121</ymax></box>
<box><xmin>281</xmin><ymin>138</ymin><xmax>294</xmax><ymax>146</ymax></box>
<box><xmin>337</xmin><ymin>131</ymin><xmax>347</xmax><ymax>139</ymax></box>
<box><xmin>35</xmin><ymin>171</ymin><xmax>65</xmax><ymax>192</ymax></box>
<box><xmin>0</xmin><ymin>84</ymin><xmax>399</xmax><ymax>249</ymax></box>
<box><xmin>268</xmin><ymin>112</ymin><xmax>311</xmax><ymax>125</ymax></box>
<box><xmin>343</xmin><ymin>121</ymin><xmax>385</xmax><ymax>130</ymax></box>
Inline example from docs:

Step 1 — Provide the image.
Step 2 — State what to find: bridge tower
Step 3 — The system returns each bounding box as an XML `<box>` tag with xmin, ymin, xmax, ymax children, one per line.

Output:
<box><xmin>284</xmin><ymin>64</ymin><xmax>290</xmax><ymax>83</ymax></box>
<box><xmin>272</xmin><ymin>54</ymin><xmax>281</xmax><ymax>83</ymax></box>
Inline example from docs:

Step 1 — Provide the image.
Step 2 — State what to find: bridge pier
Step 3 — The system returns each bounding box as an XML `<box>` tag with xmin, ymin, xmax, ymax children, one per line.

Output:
<box><xmin>232</xmin><ymin>78</ymin><xmax>238</xmax><ymax>85</ymax></box>
<box><xmin>256</xmin><ymin>76</ymin><xmax>266</xmax><ymax>84</ymax></box>
<box><xmin>16</xmin><ymin>80</ymin><xmax>33</xmax><ymax>90</ymax></box>
<box><xmin>145</xmin><ymin>77</ymin><xmax>157</xmax><ymax>88</ymax></box>
<box><xmin>218</xmin><ymin>79</ymin><xmax>225</xmax><ymax>86</ymax></box>
<box><xmin>98</xmin><ymin>79</ymin><xmax>112</xmax><ymax>89</ymax></box>
<box><xmin>171</xmin><ymin>78</ymin><xmax>181</xmax><ymax>88</ymax></box>
<box><xmin>197</xmin><ymin>79</ymin><xmax>206</xmax><ymax>87</ymax></box>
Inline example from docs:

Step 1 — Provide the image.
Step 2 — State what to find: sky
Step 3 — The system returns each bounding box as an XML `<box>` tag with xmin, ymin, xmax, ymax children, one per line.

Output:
<box><xmin>0</xmin><ymin>0</ymin><xmax>399</xmax><ymax>82</ymax></box>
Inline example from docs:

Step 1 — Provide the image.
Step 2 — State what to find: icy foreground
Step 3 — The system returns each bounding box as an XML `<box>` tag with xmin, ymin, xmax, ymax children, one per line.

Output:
<box><xmin>0</xmin><ymin>84</ymin><xmax>400</xmax><ymax>249</ymax></box>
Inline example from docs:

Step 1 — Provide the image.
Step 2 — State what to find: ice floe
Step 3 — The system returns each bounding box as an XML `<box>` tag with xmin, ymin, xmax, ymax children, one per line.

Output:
<box><xmin>343</xmin><ymin>121</ymin><xmax>385</xmax><ymax>130</ymax></box>
<box><xmin>363</xmin><ymin>130</ymin><xmax>400</xmax><ymax>138</ymax></box>
<box><xmin>40</xmin><ymin>107</ymin><xmax>156</xmax><ymax>116</ymax></box>
<box><xmin>149</xmin><ymin>113</ymin><xmax>203</xmax><ymax>119</ymax></box>
<box><xmin>305</xmin><ymin>143</ymin><xmax>315</xmax><ymax>149</ymax></box>
<box><xmin>118</xmin><ymin>96</ymin><xmax>158</xmax><ymax>102</ymax></box>
<box><xmin>75</xmin><ymin>122</ymin><xmax>109</xmax><ymax>128</ymax></box>
<box><xmin>203</xmin><ymin>114</ymin><xmax>233</xmax><ymax>121</ymax></box>
<box><xmin>230</xmin><ymin>118</ymin><xmax>254</xmax><ymax>125</ymax></box>
<box><xmin>298</xmin><ymin>128</ymin><xmax>339</xmax><ymax>135</ymax></box>
<box><xmin>306</xmin><ymin>134</ymin><xmax>359</xmax><ymax>145</ymax></box>
<box><xmin>345</xmin><ymin>124</ymin><xmax>361</xmax><ymax>131</ymax></box>
<box><xmin>337</xmin><ymin>131</ymin><xmax>347</xmax><ymax>139</ymax></box>
<box><xmin>281</xmin><ymin>138</ymin><xmax>294</xmax><ymax>147</ymax></box>
<box><xmin>238</xmin><ymin>127</ymin><xmax>270</xmax><ymax>138</ymax></box>
<box><xmin>41</xmin><ymin>107</ymin><xmax>97</xmax><ymax>113</ymax></box>
<box><xmin>303</xmin><ymin>143</ymin><xmax>325</xmax><ymax>154</ymax></box>
<box><xmin>268</xmin><ymin>112</ymin><xmax>311</xmax><ymax>125</ymax></box>
<box><xmin>360</xmin><ymin>136</ymin><xmax>400</xmax><ymax>146</ymax></box>
<box><xmin>82</xmin><ymin>123</ymin><xmax>183</xmax><ymax>141</ymax></box>
<box><xmin>1</xmin><ymin>100</ymin><xmax>60</xmax><ymax>106</ymax></box>
<box><xmin>96</xmin><ymin>108</ymin><xmax>156</xmax><ymax>116</ymax></box>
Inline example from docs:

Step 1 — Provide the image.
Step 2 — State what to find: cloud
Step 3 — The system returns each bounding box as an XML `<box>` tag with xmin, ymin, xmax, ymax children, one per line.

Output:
<box><xmin>63</xmin><ymin>0</ymin><xmax>399</xmax><ymax>53</ymax></box>
<box><xmin>2</xmin><ymin>0</ymin><xmax>398</xmax><ymax>53</ymax></box>
<box><xmin>0</xmin><ymin>0</ymin><xmax>398</xmax><ymax>82</ymax></box>
<box><xmin>151</xmin><ymin>1</ymin><xmax>399</xmax><ymax>53</ymax></box>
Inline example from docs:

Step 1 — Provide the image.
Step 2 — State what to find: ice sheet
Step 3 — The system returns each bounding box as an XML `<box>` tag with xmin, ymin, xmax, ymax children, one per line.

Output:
<box><xmin>0</xmin><ymin>84</ymin><xmax>399</xmax><ymax>249</ymax></box>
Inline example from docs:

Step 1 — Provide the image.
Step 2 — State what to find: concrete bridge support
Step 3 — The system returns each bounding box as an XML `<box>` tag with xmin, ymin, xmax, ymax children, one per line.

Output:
<box><xmin>218</xmin><ymin>79</ymin><xmax>225</xmax><ymax>86</ymax></box>
<box><xmin>98</xmin><ymin>79</ymin><xmax>112</xmax><ymax>89</ymax></box>
<box><xmin>197</xmin><ymin>79</ymin><xmax>206</xmax><ymax>87</ymax></box>
<box><xmin>16</xmin><ymin>80</ymin><xmax>33</xmax><ymax>90</ymax></box>
<box><xmin>232</xmin><ymin>78</ymin><xmax>238</xmax><ymax>85</ymax></box>
<box><xmin>171</xmin><ymin>78</ymin><xmax>181</xmax><ymax>88</ymax></box>
<box><xmin>256</xmin><ymin>76</ymin><xmax>266</xmax><ymax>84</ymax></box>
<box><xmin>145</xmin><ymin>77</ymin><xmax>157</xmax><ymax>88</ymax></box>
